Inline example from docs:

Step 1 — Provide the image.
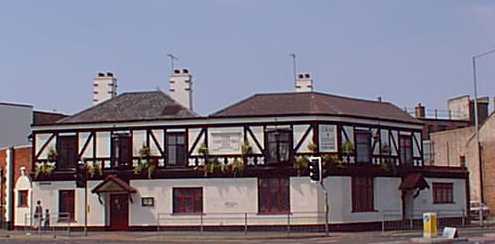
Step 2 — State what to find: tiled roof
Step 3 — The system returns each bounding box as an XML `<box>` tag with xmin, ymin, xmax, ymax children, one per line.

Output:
<box><xmin>56</xmin><ymin>91</ymin><xmax>197</xmax><ymax>124</ymax></box>
<box><xmin>211</xmin><ymin>92</ymin><xmax>421</xmax><ymax>124</ymax></box>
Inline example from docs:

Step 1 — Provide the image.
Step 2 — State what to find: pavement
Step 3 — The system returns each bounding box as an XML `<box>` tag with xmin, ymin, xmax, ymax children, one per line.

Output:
<box><xmin>0</xmin><ymin>225</ymin><xmax>494</xmax><ymax>243</ymax></box>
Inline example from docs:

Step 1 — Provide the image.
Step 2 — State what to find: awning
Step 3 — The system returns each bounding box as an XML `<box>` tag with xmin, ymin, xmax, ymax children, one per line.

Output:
<box><xmin>399</xmin><ymin>173</ymin><xmax>429</xmax><ymax>191</ymax></box>
<box><xmin>92</xmin><ymin>175</ymin><xmax>137</xmax><ymax>194</ymax></box>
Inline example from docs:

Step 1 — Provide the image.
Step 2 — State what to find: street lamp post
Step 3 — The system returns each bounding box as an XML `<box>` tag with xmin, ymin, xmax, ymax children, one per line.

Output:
<box><xmin>472</xmin><ymin>48</ymin><xmax>495</xmax><ymax>226</ymax></box>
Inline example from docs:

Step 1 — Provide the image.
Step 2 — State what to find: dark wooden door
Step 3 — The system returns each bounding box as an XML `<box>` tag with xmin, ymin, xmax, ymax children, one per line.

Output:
<box><xmin>109</xmin><ymin>194</ymin><xmax>129</xmax><ymax>230</ymax></box>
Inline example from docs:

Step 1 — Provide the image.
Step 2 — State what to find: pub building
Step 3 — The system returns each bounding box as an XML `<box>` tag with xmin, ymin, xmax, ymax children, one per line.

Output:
<box><xmin>17</xmin><ymin>70</ymin><xmax>468</xmax><ymax>231</ymax></box>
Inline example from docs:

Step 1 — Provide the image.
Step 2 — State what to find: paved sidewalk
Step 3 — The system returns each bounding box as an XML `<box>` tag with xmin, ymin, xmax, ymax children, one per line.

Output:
<box><xmin>0</xmin><ymin>225</ymin><xmax>493</xmax><ymax>243</ymax></box>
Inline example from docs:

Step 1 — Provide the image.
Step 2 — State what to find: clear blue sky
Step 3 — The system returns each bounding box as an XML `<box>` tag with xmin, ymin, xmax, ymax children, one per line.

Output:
<box><xmin>1</xmin><ymin>0</ymin><xmax>494</xmax><ymax>116</ymax></box>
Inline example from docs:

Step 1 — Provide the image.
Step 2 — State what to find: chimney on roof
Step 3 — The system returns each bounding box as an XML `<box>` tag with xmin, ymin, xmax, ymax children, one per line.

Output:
<box><xmin>93</xmin><ymin>72</ymin><xmax>117</xmax><ymax>105</ymax></box>
<box><xmin>415</xmin><ymin>103</ymin><xmax>425</xmax><ymax>119</ymax></box>
<box><xmin>169</xmin><ymin>68</ymin><xmax>193</xmax><ymax>111</ymax></box>
<box><xmin>295</xmin><ymin>72</ymin><xmax>313</xmax><ymax>92</ymax></box>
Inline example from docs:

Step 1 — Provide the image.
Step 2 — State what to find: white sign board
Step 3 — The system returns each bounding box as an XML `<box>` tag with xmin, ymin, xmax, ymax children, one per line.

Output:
<box><xmin>210</xmin><ymin>132</ymin><xmax>242</xmax><ymax>154</ymax></box>
<box><xmin>319</xmin><ymin>124</ymin><xmax>337</xmax><ymax>152</ymax></box>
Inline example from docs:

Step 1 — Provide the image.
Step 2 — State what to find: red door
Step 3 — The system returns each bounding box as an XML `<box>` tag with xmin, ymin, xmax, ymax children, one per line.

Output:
<box><xmin>109</xmin><ymin>194</ymin><xmax>129</xmax><ymax>230</ymax></box>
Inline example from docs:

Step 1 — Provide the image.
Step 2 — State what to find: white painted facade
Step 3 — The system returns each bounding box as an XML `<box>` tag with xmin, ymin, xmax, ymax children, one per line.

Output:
<box><xmin>21</xmin><ymin>176</ymin><xmax>466</xmax><ymax>228</ymax></box>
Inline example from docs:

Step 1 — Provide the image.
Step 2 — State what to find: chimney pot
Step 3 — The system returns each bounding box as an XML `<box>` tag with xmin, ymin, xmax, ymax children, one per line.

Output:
<box><xmin>97</xmin><ymin>72</ymin><xmax>105</xmax><ymax>77</ymax></box>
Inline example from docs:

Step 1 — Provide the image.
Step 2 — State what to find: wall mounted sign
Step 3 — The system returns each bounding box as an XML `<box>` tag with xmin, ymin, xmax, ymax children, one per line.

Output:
<box><xmin>210</xmin><ymin>132</ymin><xmax>242</xmax><ymax>154</ymax></box>
<box><xmin>319</xmin><ymin>124</ymin><xmax>337</xmax><ymax>152</ymax></box>
<box><xmin>141</xmin><ymin>197</ymin><xmax>154</xmax><ymax>207</ymax></box>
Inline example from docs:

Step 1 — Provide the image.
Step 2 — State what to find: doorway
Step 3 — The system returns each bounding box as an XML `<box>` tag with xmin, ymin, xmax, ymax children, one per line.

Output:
<box><xmin>109</xmin><ymin>194</ymin><xmax>129</xmax><ymax>230</ymax></box>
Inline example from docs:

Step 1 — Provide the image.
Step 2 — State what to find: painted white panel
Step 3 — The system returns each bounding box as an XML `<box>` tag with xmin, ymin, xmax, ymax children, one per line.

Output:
<box><xmin>188</xmin><ymin>128</ymin><xmax>203</xmax><ymax>156</ymax></box>
<box><xmin>150</xmin><ymin>129</ymin><xmax>164</xmax><ymax>156</ymax></box>
<box><xmin>293</xmin><ymin>125</ymin><xmax>313</xmax><ymax>153</ymax></box>
<box><xmin>79</xmin><ymin>132</ymin><xmax>93</xmax><ymax>160</ymax></box>
<box><xmin>247</xmin><ymin>126</ymin><xmax>264</xmax><ymax>154</ymax></box>
<box><xmin>208</xmin><ymin>127</ymin><xmax>243</xmax><ymax>155</ymax></box>
<box><xmin>35</xmin><ymin>133</ymin><xmax>56</xmax><ymax>160</ymax></box>
<box><xmin>133</xmin><ymin>130</ymin><xmax>147</xmax><ymax>157</ymax></box>
<box><xmin>96</xmin><ymin>132</ymin><xmax>110</xmax><ymax>158</ymax></box>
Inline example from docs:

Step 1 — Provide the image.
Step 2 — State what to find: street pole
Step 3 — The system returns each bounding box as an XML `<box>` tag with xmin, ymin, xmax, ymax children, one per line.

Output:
<box><xmin>471</xmin><ymin>48</ymin><xmax>495</xmax><ymax>226</ymax></box>
<box><xmin>84</xmin><ymin>167</ymin><xmax>88</xmax><ymax>236</ymax></box>
<box><xmin>320</xmin><ymin>182</ymin><xmax>329</xmax><ymax>236</ymax></box>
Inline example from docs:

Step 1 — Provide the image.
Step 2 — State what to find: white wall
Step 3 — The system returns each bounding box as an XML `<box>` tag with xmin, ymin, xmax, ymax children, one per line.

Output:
<box><xmin>27</xmin><ymin>176</ymin><xmax>466</xmax><ymax>228</ymax></box>
<box><xmin>31</xmin><ymin>180</ymin><xmax>105</xmax><ymax>227</ymax></box>
<box><xmin>0</xmin><ymin>104</ymin><xmax>32</xmax><ymax>149</ymax></box>
<box><xmin>14</xmin><ymin>173</ymin><xmax>32</xmax><ymax>226</ymax></box>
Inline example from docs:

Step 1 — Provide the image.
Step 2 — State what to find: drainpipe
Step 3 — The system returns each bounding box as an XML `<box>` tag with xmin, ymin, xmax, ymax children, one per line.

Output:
<box><xmin>5</xmin><ymin>147</ymin><xmax>14</xmax><ymax>230</ymax></box>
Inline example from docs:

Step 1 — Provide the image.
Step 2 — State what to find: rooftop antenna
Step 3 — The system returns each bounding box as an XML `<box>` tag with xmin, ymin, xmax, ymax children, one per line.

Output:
<box><xmin>166</xmin><ymin>53</ymin><xmax>179</xmax><ymax>73</ymax></box>
<box><xmin>289</xmin><ymin>53</ymin><xmax>297</xmax><ymax>86</ymax></box>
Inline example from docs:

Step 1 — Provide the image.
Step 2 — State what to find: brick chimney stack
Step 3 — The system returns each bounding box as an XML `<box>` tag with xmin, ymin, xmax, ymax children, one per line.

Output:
<box><xmin>415</xmin><ymin>103</ymin><xmax>425</xmax><ymax>118</ymax></box>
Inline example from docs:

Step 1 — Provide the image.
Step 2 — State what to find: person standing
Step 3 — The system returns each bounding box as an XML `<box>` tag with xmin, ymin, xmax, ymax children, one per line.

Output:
<box><xmin>33</xmin><ymin>201</ymin><xmax>42</xmax><ymax>230</ymax></box>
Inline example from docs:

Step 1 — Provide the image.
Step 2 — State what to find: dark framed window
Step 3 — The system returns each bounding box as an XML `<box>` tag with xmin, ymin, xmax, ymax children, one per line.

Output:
<box><xmin>432</xmin><ymin>183</ymin><xmax>454</xmax><ymax>204</ymax></box>
<box><xmin>167</xmin><ymin>132</ymin><xmax>187</xmax><ymax>167</ymax></box>
<box><xmin>18</xmin><ymin>190</ymin><xmax>28</xmax><ymax>207</ymax></box>
<box><xmin>173</xmin><ymin>188</ymin><xmax>202</xmax><ymax>214</ymax></box>
<box><xmin>352</xmin><ymin>177</ymin><xmax>374</xmax><ymax>212</ymax></box>
<box><xmin>59</xmin><ymin>190</ymin><xmax>75</xmax><ymax>222</ymax></box>
<box><xmin>355</xmin><ymin>130</ymin><xmax>371</xmax><ymax>163</ymax></box>
<box><xmin>266</xmin><ymin>129</ymin><xmax>292</xmax><ymax>164</ymax></box>
<box><xmin>56</xmin><ymin>135</ymin><xmax>78</xmax><ymax>170</ymax></box>
<box><xmin>399</xmin><ymin>135</ymin><xmax>413</xmax><ymax>165</ymax></box>
<box><xmin>258</xmin><ymin>178</ymin><xmax>290</xmax><ymax>214</ymax></box>
<box><xmin>141</xmin><ymin>197</ymin><xmax>154</xmax><ymax>207</ymax></box>
<box><xmin>111</xmin><ymin>133</ymin><xmax>132</xmax><ymax>169</ymax></box>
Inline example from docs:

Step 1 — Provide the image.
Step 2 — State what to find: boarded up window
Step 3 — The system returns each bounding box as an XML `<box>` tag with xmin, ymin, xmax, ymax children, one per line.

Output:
<box><xmin>352</xmin><ymin>177</ymin><xmax>374</xmax><ymax>212</ymax></box>
<box><xmin>355</xmin><ymin>130</ymin><xmax>371</xmax><ymax>163</ymax></box>
<box><xmin>56</xmin><ymin>135</ymin><xmax>78</xmax><ymax>169</ymax></box>
<box><xmin>59</xmin><ymin>190</ymin><xmax>75</xmax><ymax>221</ymax></box>
<box><xmin>173</xmin><ymin>188</ymin><xmax>203</xmax><ymax>214</ymax></box>
<box><xmin>258</xmin><ymin>178</ymin><xmax>290</xmax><ymax>214</ymax></box>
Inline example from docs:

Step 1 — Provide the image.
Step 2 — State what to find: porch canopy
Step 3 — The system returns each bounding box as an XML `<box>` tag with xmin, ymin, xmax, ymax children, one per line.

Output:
<box><xmin>92</xmin><ymin>175</ymin><xmax>137</xmax><ymax>194</ymax></box>
<box><xmin>399</xmin><ymin>173</ymin><xmax>429</xmax><ymax>191</ymax></box>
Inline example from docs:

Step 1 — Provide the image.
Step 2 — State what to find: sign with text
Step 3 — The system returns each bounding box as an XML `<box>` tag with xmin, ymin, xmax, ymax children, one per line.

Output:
<box><xmin>319</xmin><ymin>124</ymin><xmax>337</xmax><ymax>152</ymax></box>
<box><xmin>210</xmin><ymin>132</ymin><xmax>242</xmax><ymax>154</ymax></box>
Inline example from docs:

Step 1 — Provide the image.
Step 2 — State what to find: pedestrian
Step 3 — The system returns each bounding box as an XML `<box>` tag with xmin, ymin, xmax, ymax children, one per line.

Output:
<box><xmin>33</xmin><ymin>201</ymin><xmax>42</xmax><ymax>230</ymax></box>
<box><xmin>43</xmin><ymin>209</ymin><xmax>50</xmax><ymax>230</ymax></box>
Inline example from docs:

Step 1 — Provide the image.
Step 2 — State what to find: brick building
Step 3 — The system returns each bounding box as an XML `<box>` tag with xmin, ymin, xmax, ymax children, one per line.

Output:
<box><xmin>430</xmin><ymin>111</ymin><xmax>495</xmax><ymax>216</ymax></box>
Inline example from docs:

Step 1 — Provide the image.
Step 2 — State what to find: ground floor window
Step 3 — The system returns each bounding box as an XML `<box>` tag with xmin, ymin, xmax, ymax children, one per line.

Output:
<box><xmin>258</xmin><ymin>178</ymin><xmax>290</xmax><ymax>214</ymax></box>
<box><xmin>18</xmin><ymin>190</ymin><xmax>28</xmax><ymax>207</ymax></box>
<box><xmin>173</xmin><ymin>188</ymin><xmax>203</xmax><ymax>214</ymax></box>
<box><xmin>432</xmin><ymin>182</ymin><xmax>453</xmax><ymax>204</ymax></box>
<box><xmin>352</xmin><ymin>177</ymin><xmax>374</xmax><ymax>212</ymax></box>
<box><xmin>59</xmin><ymin>190</ymin><xmax>75</xmax><ymax>221</ymax></box>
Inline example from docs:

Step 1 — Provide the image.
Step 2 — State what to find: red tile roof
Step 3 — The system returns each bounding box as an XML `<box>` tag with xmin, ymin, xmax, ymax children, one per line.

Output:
<box><xmin>211</xmin><ymin>92</ymin><xmax>421</xmax><ymax>124</ymax></box>
<box><xmin>399</xmin><ymin>173</ymin><xmax>429</xmax><ymax>191</ymax></box>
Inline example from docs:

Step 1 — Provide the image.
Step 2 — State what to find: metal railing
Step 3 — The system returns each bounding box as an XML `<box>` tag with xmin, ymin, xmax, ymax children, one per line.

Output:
<box><xmin>23</xmin><ymin>212</ymin><xmax>72</xmax><ymax>237</ymax></box>
<box><xmin>156</xmin><ymin>211</ymin><xmax>328</xmax><ymax>234</ymax></box>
